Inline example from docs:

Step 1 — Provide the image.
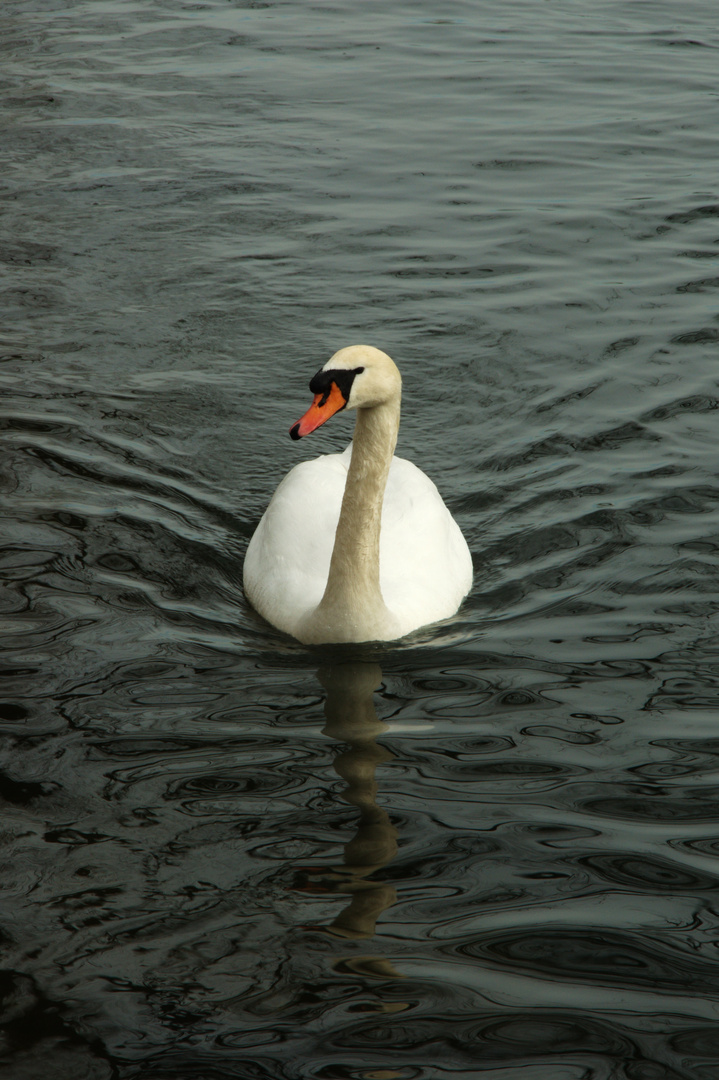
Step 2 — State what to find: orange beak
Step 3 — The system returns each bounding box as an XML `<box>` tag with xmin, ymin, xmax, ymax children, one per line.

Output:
<box><xmin>289</xmin><ymin>381</ymin><xmax>346</xmax><ymax>440</ymax></box>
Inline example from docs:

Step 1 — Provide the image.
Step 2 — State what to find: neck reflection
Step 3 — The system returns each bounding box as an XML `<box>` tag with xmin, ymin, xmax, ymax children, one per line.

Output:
<box><xmin>303</xmin><ymin>661</ymin><xmax>398</xmax><ymax>941</ymax></box>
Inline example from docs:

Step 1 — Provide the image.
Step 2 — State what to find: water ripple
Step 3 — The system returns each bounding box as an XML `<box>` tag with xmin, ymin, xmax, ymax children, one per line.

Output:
<box><xmin>3</xmin><ymin>0</ymin><xmax>719</xmax><ymax>1076</ymax></box>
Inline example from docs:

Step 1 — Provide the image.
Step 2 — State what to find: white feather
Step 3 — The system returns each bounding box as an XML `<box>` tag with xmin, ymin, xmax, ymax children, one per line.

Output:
<box><xmin>244</xmin><ymin>444</ymin><xmax>472</xmax><ymax>640</ymax></box>
<box><xmin>244</xmin><ymin>345</ymin><xmax>472</xmax><ymax>644</ymax></box>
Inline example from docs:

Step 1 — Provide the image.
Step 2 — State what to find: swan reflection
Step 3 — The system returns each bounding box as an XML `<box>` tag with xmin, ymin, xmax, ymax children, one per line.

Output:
<box><xmin>296</xmin><ymin>662</ymin><xmax>400</xmax><ymax>949</ymax></box>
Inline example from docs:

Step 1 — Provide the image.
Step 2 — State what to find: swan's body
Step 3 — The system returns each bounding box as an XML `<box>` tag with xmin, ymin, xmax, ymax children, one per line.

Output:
<box><xmin>244</xmin><ymin>346</ymin><xmax>472</xmax><ymax>644</ymax></box>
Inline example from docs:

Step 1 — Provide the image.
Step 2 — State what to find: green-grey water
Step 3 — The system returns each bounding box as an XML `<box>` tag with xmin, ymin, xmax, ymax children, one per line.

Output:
<box><xmin>3</xmin><ymin>2</ymin><xmax>719</xmax><ymax>1077</ymax></box>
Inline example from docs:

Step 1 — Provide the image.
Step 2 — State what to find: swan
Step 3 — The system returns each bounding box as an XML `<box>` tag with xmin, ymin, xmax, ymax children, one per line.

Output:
<box><xmin>243</xmin><ymin>345</ymin><xmax>472</xmax><ymax>644</ymax></box>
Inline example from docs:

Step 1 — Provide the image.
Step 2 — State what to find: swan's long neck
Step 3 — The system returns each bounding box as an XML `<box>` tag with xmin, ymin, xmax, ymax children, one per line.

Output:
<box><xmin>328</xmin><ymin>399</ymin><xmax>399</xmax><ymax>597</ymax></box>
<box><xmin>300</xmin><ymin>396</ymin><xmax>401</xmax><ymax>643</ymax></box>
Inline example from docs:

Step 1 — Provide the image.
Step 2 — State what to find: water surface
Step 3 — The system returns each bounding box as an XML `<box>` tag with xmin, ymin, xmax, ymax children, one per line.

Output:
<box><xmin>3</xmin><ymin>1</ymin><xmax>719</xmax><ymax>1077</ymax></box>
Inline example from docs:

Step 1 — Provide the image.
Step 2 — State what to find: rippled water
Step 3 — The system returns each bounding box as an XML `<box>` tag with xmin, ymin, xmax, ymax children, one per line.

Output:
<box><xmin>3</xmin><ymin>1</ymin><xmax>719</xmax><ymax>1077</ymax></box>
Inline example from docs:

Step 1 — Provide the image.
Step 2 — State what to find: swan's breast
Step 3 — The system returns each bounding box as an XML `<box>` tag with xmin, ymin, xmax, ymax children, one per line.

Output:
<box><xmin>379</xmin><ymin>456</ymin><xmax>473</xmax><ymax>632</ymax></box>
<box><xmin>243</xmin><ymin>450</ymin><xmax>350</xmax><ymax>635</ymax></box>
<box><xmin>244</xmin><ymin>445</ymin><xmax>472</xmax><ymax>640</ymax></box>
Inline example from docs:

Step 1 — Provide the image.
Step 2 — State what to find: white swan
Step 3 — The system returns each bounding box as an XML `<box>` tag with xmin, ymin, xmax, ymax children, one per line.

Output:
<box><xmin>243</xmin><ymin>345</ymin><xmax>472</xmax><ymax>644</ymax></box>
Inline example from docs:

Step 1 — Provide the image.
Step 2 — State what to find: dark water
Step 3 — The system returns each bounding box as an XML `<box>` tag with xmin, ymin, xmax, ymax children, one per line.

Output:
<box><xmin>3</xmin><ymin>1</ymin><xmax>719</xmax><ymax>1077</ymax></box>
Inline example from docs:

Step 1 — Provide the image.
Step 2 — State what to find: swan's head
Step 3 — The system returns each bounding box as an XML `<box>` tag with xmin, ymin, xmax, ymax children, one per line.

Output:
<box><xmin>290</xmin><ymin>345</ymin><xmax>401</xmax><ymax>440</ymax></box>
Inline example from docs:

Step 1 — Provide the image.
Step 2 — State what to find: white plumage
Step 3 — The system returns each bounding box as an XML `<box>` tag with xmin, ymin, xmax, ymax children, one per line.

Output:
<box><xmin>244</xmin><ymin>346</ymin><xmax>472</xmax><ymax>644</ymax></box>
<box><xmin>245</xmin><ymin>443</ymin><xmax>472</xmax><ymax>640</ymax></box>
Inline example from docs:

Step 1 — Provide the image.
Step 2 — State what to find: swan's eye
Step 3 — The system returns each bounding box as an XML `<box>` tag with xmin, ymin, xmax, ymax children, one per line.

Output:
<box><xmin>309</xmin><ymin>366</ymin><xmax>365</xmax><ymax>404</ymax></box>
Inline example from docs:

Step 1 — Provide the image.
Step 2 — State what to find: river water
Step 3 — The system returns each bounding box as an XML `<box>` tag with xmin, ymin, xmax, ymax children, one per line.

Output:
<box><xmin>2</xmin><ymin>1</ymin><xmax>719</xmax><ymax>1077</ymax></box>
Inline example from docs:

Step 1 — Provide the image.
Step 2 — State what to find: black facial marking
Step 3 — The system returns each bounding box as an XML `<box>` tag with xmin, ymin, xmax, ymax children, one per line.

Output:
<box><xmin>308</xmin><ymin>366</ymin><xmax>364</xmax><ymax>407</ymax></box>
